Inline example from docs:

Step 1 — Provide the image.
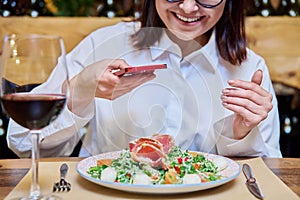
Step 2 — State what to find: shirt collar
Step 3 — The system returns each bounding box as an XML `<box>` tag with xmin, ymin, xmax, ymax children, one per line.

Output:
<box><xmin>149</xmin><ymin>29</ymin><xmax>219</xmax><ymax>73</ymax></box>
<box><xmin>149</xmin><ymin>29</ymin><xmax>182</xmax><ymax>60</ymax></box>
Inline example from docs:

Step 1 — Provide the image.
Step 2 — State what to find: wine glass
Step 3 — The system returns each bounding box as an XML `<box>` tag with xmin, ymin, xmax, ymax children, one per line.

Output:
<box><xmin>0</xmin><ymin>34</ymin><xmax>69</xmax><ymax>199</ymax></box>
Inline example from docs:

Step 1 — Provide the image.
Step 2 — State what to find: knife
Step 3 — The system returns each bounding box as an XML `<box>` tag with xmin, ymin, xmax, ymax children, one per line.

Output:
<box><xmin>242</xmin><ymin>163</ymin><xmax>264</xmax><ymax>199</ymax></box>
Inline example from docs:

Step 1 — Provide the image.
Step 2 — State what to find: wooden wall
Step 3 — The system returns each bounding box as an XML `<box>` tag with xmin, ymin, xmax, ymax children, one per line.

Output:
<box><xmin>0</xmin><ymin>16</ymin><xmax>299</xmax><ymax>90</ymax></box>
<box><xmin>0</xmin><ymin>17</ymin><xmax>124</xmax><ymax>53</ymax></box>
<box><xmin>246</xmin><ymin>17</ymin><xmax>300</xmax><ymax>90</ymax></box>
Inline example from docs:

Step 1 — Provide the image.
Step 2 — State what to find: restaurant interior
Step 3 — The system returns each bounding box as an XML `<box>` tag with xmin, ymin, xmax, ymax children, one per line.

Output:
<box><xmin>0</xmin><ymin>0</ymin><xmax>299</xmax><ymax>159</ymax></box>
<box><xmin>0</xmin><ymin>1</ymin><xmax>299</xmax><ymax>200</ymax></box>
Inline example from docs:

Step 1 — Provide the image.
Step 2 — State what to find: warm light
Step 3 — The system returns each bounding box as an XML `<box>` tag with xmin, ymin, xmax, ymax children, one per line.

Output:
<box><xmin>12</xmin><ymin>49</ymin><xmax>18</xmax><ymax>57</ymax></box>
<box><xmin>9</xmin><ymin>39</ymin><xmax>15</xmax><ymax>46</ymax></box>
<box><xmin>15</xmin><ymin>58</ymin><xmax>21</xmax><ymax>64</ymax></box>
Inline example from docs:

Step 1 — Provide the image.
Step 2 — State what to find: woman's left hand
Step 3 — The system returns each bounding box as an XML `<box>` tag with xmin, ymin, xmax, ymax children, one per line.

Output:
<box><xmin>221</xmin><ymin>70</ymin><xmax>273</xmax><ymax>139</ymax></box>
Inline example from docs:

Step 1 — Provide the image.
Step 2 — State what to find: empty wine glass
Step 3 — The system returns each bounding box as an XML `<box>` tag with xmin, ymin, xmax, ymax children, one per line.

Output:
<box><xmin>0</xmin><ymin>34</ymin><xmax>69</xmax><ymax>199</ymax></box>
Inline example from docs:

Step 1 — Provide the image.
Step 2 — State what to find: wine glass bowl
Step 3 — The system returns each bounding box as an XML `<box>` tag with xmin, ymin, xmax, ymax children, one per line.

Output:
<box><xmin>1</xmin><ymin>93</ymin><xmax>66</xmax><ymax>130</ymax></box>
<box><xmin>0</xmin><ymin>34</ymin><xmax>68</xmax><ymax>199</ymax></box>
<box><xmin>3</xmin><ymin>34</ymin><xmax>62</xmax><ymax>87</ymax></box>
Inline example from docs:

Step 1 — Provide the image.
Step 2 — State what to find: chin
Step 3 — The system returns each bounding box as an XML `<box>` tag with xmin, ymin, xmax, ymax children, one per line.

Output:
<box><xmin>169</xmin><ymin>29</ymin><xmax>197</xmax><ymax>41</ymax></box>
<box><xmin>176</xmin><ymin>34</ymin><xmax>196</xmax><ymax>41</ymax></box>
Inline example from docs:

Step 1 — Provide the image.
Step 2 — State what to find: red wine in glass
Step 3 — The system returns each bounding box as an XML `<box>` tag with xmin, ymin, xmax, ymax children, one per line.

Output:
<box><xmin>0</xmin><ymin>34</ymin><xmax>69</xmax><ymax>200</ymax></box>
<box><xmin>1</xmin><ymin>93</ymin><xmax>66</xmax><ymax>130</ymax></box>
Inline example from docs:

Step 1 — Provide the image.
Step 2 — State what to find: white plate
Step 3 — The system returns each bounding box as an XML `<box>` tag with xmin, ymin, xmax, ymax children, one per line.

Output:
<box><xmin>76</xmin><ymin>151</ymin><xmax>241</xmax><ymax>194</ymax></box>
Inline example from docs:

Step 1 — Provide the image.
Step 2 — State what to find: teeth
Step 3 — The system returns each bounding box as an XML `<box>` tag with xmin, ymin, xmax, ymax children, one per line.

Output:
<box><xmin>176</xmin><ymin>13</ymin><xmax>201</xmax><ymax>23</ymax></box>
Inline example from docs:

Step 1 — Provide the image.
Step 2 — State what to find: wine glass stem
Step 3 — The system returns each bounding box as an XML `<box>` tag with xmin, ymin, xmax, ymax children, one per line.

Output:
<box><xmin>30</xmin><ymin>130</ymin><xmax>41</xmax><ymax>199</ymax></box>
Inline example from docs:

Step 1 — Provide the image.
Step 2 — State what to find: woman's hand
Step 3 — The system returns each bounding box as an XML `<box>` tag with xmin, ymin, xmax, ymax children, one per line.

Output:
<box><xmin>221</xmin><ymin>70</ymin><xmax>273</xmax><ymax>139</ymax></box>
<box><xmin>68</xmin><ymin>59</ymin><xmax>155</xmax><ymax>116</ymax></box>
<box><xmin>96</xmin><ymin>59</ymin><xmax>156</xmax><ymax>100</ymax></box>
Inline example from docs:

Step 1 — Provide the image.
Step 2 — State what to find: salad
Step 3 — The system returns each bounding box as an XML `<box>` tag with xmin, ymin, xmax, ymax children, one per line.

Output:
<box><xmin>87</xmin><ymin>145</ymin><xmax>226</xmax><ymax>185</ymax></box>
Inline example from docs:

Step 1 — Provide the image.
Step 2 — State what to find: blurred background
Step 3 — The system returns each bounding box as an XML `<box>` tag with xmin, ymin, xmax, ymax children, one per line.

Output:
<box><xmin>0</xmin><ymin>0</ymin><xmax>299</xmax><ymax>18</ymax></box>
<box><xmin>0</xmin><ymin>0</ymin><xmax>299</xmax><ymax>158</ymax></box>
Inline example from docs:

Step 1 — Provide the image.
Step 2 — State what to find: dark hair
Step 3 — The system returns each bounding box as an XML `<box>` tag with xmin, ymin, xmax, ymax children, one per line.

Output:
<box><xmin>132</xmin><ymin>0</ymin><xmax>246</xmax><ymax>65</ymax></box>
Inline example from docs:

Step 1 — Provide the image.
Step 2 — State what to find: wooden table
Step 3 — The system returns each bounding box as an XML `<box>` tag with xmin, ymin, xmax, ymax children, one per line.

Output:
<box><xmin>0</xmin><ymin>157</ymin><xmax>299</xmax><ymax>199</ymax></box>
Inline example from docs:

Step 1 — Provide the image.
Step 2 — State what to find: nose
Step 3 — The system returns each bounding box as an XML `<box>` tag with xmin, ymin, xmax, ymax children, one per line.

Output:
<box><xmin>179</xmin><ymin>0</ymin><xmax>199</xmax><ymax>13</ymax></box>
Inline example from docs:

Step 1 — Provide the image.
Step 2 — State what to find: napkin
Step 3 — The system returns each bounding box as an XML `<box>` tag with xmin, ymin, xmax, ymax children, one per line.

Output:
<box><xmin>5</xmin><ymin>157</ymin><xmax>299</xmax><ymax>200</ymax></box>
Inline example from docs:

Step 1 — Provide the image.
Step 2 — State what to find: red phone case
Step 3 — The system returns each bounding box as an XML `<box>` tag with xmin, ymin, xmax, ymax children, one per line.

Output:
<box><xmin>113</xmin><ymin>64</ymin><xmax>167</xmax><ymax>76</ymax></box>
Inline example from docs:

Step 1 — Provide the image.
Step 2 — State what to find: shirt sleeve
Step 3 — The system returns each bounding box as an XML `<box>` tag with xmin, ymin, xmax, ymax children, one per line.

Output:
<box><xmin>215</xmin><ymin>109</ymin><xmax>282</xmax><ymax>158</ymax></box>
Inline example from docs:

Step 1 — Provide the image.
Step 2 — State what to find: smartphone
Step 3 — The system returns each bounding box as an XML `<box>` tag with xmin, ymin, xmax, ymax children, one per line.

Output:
<box><xmin>112</xmin><ymin>64</ymin><xmax>167</xmax><ymax>77</ymax></box>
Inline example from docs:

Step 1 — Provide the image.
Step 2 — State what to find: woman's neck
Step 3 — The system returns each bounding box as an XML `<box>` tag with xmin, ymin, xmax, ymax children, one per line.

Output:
<box><xmin>167</xmin><ymin>31</ymin><xmax>211</xmax><ymax>58</ymax></box>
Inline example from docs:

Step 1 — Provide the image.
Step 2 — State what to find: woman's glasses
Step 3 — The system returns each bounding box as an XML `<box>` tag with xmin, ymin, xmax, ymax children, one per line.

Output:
<box><xmin>166</xmin><ymin>0</ymin><xmax>224</xmax><ymax>9</ymax></box>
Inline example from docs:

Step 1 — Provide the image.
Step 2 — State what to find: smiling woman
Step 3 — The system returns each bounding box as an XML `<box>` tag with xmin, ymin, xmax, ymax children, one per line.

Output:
<box><xmin>139</xmin><ymin>0</ymin><xmax>245</xmax><ymax>65</ymax></box>
<box><xmin>154</xmin><ymin>0</ymin><xmax>226</xmax><ymax>56</ymax></box>
<box><xmin>6</xmin><ymin>0</ymin><xmax>282</xmax><ymax>160</ymax></box>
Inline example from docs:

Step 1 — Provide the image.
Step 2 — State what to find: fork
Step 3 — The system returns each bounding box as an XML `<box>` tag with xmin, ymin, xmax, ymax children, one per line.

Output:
<box><xmin>53</xmin><ymin>163</ymin><xmax>71</xmax><ymax>192</ymax></box>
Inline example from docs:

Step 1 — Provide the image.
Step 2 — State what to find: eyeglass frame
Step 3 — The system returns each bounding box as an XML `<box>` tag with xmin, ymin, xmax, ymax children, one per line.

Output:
<box><xmin>166</xmin><ymin>0</ymin><xmax>224</xmax><ymax>9</ymax></box>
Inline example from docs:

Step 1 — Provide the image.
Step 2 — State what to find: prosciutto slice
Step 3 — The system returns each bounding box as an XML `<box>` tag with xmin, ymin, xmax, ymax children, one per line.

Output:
<box><xmin>129</xmin><ymin>134</ymin><xmax>175</xmax><ymax>169</ymax></box>
<box><xmin>151</xmin><ymin>134</ymin><xmax>175</xmax><ymax>154</ymax></box>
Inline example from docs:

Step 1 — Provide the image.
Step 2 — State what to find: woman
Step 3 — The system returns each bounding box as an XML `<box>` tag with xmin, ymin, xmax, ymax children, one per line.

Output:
<box><xmin>7</xmin><ymin>0</ymin><xmax>282</xmax><ymax>158</ymax></box>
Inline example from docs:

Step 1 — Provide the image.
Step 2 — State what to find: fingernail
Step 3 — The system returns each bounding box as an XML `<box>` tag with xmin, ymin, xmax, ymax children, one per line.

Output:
<box><xmin>221</xmin><ymin>94</ymin><xmax>226</xmax><ymax>100</ymax></box>
<box><xmin>222</xmin><ymin>88</ymin><xmax>229</xmax><ymax>94</ymax></box>
<box><xmin>228</xmin><ymin>80</ymin><xmax>235</xmax><ymax>85</ymax></box>
<box><xmin>222</xmin><ymin>102</ymin><xmax>228</xmax><ymax>106</ymax></box>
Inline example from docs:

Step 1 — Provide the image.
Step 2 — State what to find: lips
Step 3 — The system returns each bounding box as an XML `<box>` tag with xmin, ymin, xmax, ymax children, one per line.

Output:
<box><xmin>174</xmin><ymin>13</ymin><xmax>203</xmax><ymax>23</ymax></box>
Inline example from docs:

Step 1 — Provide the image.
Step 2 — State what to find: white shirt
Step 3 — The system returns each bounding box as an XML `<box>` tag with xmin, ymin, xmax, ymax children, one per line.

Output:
<box><xmin>7</xmin><ymin>22</ymin><xmax>282</xmax><ymax>158</ymax></box>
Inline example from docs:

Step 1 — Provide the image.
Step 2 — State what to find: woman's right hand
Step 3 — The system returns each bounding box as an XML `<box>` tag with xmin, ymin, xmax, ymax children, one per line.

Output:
<box><xmin>67</xmin><ymin>59</ymin><xmax>156</xmax><ymax>116</ymax></box>
<box><xmin>95</xmin><ymin>59</ymin><xmax>156</xmax><ymax>100</ymax></box>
